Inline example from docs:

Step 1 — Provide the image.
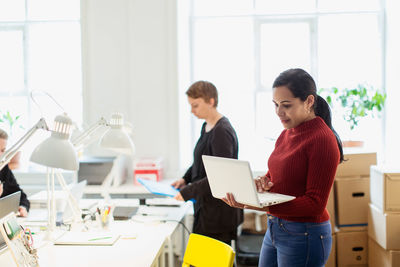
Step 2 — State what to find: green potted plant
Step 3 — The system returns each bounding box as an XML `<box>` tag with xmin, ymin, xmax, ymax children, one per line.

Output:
<box><xmin>319</xmin><ymin>84</ymin><xmax>386</xmax><ymax>147</ymax></box>
<box><xmin>0</xmin><ymin>110</ymin><xmax>24</xmax><ymax>169</ymax></box>
<box><xmin>0</xmin><ymin>110</ymin><xmax>24</xmax><ymax>137</ymax></box>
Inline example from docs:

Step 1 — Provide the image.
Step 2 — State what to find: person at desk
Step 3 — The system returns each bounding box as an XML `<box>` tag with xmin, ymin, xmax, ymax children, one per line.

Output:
<box><xmin>172</xmin><ymin>80</ymin><xmax>243</xmax><ymax>245</ymax></box>
<box><xmin>0</xmin><ymin>129</ymin><xmax>30</xmax><ymax>217</ymax></box>
<box><xmin>223</xmin><ymin>68</ymin><xmax>343</xmax><ymax>266</ymax></box>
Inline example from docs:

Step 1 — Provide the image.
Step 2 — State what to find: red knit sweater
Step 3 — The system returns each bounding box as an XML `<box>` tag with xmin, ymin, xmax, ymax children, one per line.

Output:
<box><xmin>267</xmin><ymin>116</ymin><xmax>340</xmax><ymax>223</ymax></box>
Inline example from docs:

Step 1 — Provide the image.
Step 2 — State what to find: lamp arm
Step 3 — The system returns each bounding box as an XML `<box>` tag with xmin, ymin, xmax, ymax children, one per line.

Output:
<box><xmin>55</xmin><ymin>172</ymin><xmax>82</xmax><ymax>223</ymax></box>
<box><xmin>71</xmin><ymin>117</ymin><xmax>108</xmax><ymax>149</ymax></box>
<box><xmin>100</xmin><ymin>156</ymin><xmax>119</xmax><ymax>202</ymax></box>
<box><xmin>0</xmin><ymin>118</ymin><xmax>48</xmax><ymax>170</ymax></box>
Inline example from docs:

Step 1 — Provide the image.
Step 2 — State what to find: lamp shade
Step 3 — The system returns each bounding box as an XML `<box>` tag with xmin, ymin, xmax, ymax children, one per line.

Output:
<box><xmin>99</xmin><ymin>113</ymin><xmax>135</xmax><ymax>155</ymax></box>
<box><xmin>30</xmin><ymin>113</ymin><xmax>79</xmax><ymax>171</ymax></box>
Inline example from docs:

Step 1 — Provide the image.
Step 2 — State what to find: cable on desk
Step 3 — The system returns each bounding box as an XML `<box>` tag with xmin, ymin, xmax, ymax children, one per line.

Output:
<box><xmin>161</xmin><ymin>219</ymin><xmax>191</xmax><ymax>235</ymax></box>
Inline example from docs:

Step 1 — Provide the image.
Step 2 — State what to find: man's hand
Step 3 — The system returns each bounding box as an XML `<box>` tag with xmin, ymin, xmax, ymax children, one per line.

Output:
<box><xmin>255</xmin><ymin>175</ymin><xmax>274</xmax><ymax>193</ymax></box>
<box><xmin>18</xmin><ymin>206</ymin><xmax>28</xmax><ymax>217</ymax></box>
<box><xmin>171</xmin><ymin>178</ymin><xmax>186</xmax><ymax>189</ymax></box>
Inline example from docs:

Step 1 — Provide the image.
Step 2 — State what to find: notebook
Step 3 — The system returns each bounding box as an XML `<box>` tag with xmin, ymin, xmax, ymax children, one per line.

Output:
<box><xmin>54</xmin><ymin>231</ymin><xmax>120</xmax><ymax>246</ymax></box>
<box><xmin>202</xmin><ymin>155</ymin><xmax>295</xmax><ymax>208</ymax></box>
<box><xmin>137</xmin><ymin>178</ymin><xmax>179</xmax><ymax>197</ymax></box>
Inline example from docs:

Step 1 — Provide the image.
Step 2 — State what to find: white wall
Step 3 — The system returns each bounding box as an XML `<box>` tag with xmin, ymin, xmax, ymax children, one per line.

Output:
<box><xmin>384</xmin><ymin>0</ymin><xmax>400</xmax><ymax>165</ymax></box>
<box><xmin>80</xmin><ymin>0</ymin><xmax>400</xmax><ymax>176</ymax></box>
<box><xmin>81</xmin><ymin>0</ymin><xmax>181</xmax><ymax>178</ymax></box>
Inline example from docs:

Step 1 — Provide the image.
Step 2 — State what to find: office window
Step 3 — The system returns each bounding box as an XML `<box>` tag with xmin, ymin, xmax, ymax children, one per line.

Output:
<box><xmin>0</xmin><ymin>0</ymin><xmax>82</xmax><ymax>168</ymax></box>
<box><xmin>182</xmin><ymin>0</ymin><xmax>385</xmax><ymax>171</ymax></box>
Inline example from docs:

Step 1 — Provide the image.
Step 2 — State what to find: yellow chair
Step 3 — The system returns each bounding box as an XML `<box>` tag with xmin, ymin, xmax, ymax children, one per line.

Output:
<box><xmin>182</xmin><ymin>233</ymin><xmax>235</xmax><ymax>267</ymax></box>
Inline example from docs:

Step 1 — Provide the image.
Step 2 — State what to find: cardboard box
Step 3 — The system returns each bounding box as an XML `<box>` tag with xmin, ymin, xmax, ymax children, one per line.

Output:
<box><xmin>335</xmin><ymin>225</ymin><xmax>368</xmax><ymax>232</ymax></box>
<box><xmin>242</xmin><ymin>211</ymin><xmax>268</xmax><ymax>234</ymax></box>
<box><xmin>335</xmin><ymin>177</ymin><xmax>370</xmax><ymax>226</ymax></box>
<box><xmin>326</xmin><ymin>189</ymin><xmax>335</xmax><ymax>232</ymax></box>
<box><xmin>336</xmin><ymin>231</ymin><xmax>368</xmax><ymax>266</ymax></box>
<box><xmin>368</xmin><ymin>203</ymin><xmax>400</xmax><ymax>250</ymax></box>
<box><xmin>369</xmin><ymin>238</ymin><xmax>400</xmax><ymax>267</ymax></box>
<box><xmin>336</xmin><ymin>152</ymin><xmax>376</xmax><ymax>177</ymax></box>
<box><xmin>326</xmin><ymin>234</ymin><xmax>336</xmax><ymax>267</ymax></box>
<box><xmin>370</xmin><ymin>165</ymin><xmax>400</xmax><ymax>212</ymax></box>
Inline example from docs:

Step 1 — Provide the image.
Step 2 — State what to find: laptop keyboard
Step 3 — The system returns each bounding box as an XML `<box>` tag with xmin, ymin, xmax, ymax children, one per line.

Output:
<box><xmin>258</xmin><ymin>192</ymin><xmax>294</xmax><ymax>206</ymax></box>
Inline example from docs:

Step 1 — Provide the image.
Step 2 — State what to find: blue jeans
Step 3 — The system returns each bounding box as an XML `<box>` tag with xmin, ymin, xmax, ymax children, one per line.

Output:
<box><xmin>258</xmin><ymin>215</ymin><xmax>332</xmax><ymax>267</ymax></box>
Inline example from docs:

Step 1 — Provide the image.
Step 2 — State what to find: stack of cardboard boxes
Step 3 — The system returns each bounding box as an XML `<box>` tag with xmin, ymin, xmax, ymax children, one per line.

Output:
<box><xmin>368</xmin><ymin>166</ymin><xmax>400</xmax><ymax>266</ymax></box>
<box><xmin>333</xmin><ymin>151</ymin><xmax>377</xmax><ymax>266</ymax></box>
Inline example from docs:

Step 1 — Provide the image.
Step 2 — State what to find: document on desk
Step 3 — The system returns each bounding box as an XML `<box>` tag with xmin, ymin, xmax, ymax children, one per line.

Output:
<box><xmin>137</xmin><ymin>178</ymin><xmax>179</xmax><ymax>197</ymax></box>
<box><xmin>54</xmin><ymin>232</ymin><xmax>120</xmax><ymax>246</ymax></box>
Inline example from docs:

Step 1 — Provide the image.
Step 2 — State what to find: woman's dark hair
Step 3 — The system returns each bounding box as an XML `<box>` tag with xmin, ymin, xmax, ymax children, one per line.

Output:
<box><xmin>186</xmin><ymin>81</ymin><xmax>218</xmax><ymax>107</ymax></box>
<box><xmin>273</xmin><ymin>68</ymin><xmax>344</xmax><ymax>163</ymax></box>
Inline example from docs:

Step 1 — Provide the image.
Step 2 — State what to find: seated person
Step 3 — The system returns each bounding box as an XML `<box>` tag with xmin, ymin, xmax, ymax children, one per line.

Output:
<box><xmin>0</xmin><ymin>129</ymin><xmax>30</xmax><ymax>217</ymax></box>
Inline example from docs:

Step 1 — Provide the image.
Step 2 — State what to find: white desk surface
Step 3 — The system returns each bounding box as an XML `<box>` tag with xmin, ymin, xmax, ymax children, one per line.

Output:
<box><xmin>0</xmin><ymin>201</ymin><xmax>192</xmax><ymax>267</ymax></box>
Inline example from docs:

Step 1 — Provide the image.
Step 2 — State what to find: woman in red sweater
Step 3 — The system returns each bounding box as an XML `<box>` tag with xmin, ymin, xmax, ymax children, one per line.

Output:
<box><xmin>223</xmin><ymin>68</ymin><xmax>343</xmax><ymax>266</ymax></box>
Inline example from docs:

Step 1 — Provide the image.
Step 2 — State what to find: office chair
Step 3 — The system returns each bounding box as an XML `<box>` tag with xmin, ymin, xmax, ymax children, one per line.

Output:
<box><xmin>236</xmin><ymin>211</ymin><xmax>267</xmax><ymax>266</ymax></box>
<box><xmin>236</xmin><ymin>231</ymin><xmax>264</xmax><ymax>266</ymax></box>
<box><xmin>182</xmin><ymin>233</ymin><xmax>235</xmax><ymax>267</ymax></box>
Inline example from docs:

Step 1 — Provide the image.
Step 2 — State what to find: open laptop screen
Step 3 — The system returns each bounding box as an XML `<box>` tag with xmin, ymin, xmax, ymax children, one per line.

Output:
<box><xmin>0</xmin><ymin>191</ymin><xmax>21</xmax><ymax>250</ymax></box>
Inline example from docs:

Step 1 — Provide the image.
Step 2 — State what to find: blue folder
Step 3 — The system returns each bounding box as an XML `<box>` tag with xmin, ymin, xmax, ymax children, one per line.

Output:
<box><xmin>137</xmin><ymin>178</ymin><xmax>179</xmax><ymax>197</ymax></box>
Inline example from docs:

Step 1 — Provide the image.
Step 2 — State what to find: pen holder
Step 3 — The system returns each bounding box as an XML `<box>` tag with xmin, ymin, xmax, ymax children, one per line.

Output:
<box><xmin>95</xmin><ymin>207</ymin><xmax>114</xmax><ymax>230</ymax></box>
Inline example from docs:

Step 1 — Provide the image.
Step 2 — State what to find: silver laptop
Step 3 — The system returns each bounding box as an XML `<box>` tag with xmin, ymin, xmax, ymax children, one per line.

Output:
<box><xmin>0</xmin><ymin>191</ymin><xmax>21</xmax><ymax>218</ymax></box>
<box><xmin>0</xmin><ymin>191</ymin><xmax>21</xmax><ymax>250</ymax></box>
<box><xmin>202</xmin><ymin>155</ymin><xmax>295</xmax><ymax>208</ymax></box>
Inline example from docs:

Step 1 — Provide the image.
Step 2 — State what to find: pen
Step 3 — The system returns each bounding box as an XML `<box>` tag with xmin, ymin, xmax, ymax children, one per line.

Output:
<box><xmin>88</xmin><ymin>236</ymin><xmax>112</xmax><ymax>242</ymax></box>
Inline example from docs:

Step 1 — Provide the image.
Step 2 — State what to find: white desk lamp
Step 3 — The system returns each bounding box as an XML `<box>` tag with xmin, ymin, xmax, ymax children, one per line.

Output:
<box><xmin>30</xmin><ymin>113</ymin><xmax>79</xmax><ymax>240</ymax></box>
<box><xmin>0</xmin><ymin>113</ymin><xmax>79</xmax><ymax>240</ymax></box>
<box><xmin>71</xmin><ymin>112</ymin><xmax>135</xmax><ymax>201</ymax></box>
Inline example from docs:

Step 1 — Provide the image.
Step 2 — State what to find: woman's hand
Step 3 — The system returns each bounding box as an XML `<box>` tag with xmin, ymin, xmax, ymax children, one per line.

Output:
<box><xmin>174</xmin><ymin>192</ymin><xmax>184</xmax><ymax>201</ymax></box>
<box><xmin>222</xmin><ymin>193</ymin><xmax>269</xmax><ymax>212</ymax></box>
<box><xmin>255</xmin><ymin>175</ymin><xmax>274</xmax><ymax>192</ymax></box>
<box><xmin>222</xmin><ymin>193</ymin><xmax>246</xmax><ymax>209</ymax></box>
<box><xmin>171</xmin><ymin>178</ymin><xmax>186</xmax><ymax>189</ymax></box>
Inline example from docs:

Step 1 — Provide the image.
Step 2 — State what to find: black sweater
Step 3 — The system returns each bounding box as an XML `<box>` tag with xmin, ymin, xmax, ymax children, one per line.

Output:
<box><xmin>180</xmin><ymin>117</ymin><xmax>243</xmax><ymax>234</ymax></box>
<box><xmin>0</xmin><ymin>164</ymin><xmax>30</xmax><ymax>211</ymax></box>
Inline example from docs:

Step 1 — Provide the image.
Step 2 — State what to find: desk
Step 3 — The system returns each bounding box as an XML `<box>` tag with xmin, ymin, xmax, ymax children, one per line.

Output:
<box><xmin>0</xmin><ymin>201</ymin><xmax>193</xmax><ymax>267</ymax></box>
<box><xmin>83</xmin><ymin>179</ymin><xmax>177</xmax><ymax>199</ymax></box>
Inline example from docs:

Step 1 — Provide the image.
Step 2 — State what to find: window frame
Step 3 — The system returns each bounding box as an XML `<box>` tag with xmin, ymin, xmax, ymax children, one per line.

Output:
<box><xmin>182</xmin><ymin>1</ymin><xmax>387</xmax><ymax>169</ymax></box>
<box><xmin>0</xmin><ymin>4</ymin><xmax>81</xmax><ymax>132</ymax></box>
